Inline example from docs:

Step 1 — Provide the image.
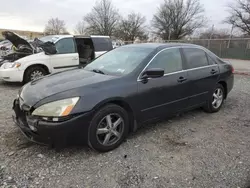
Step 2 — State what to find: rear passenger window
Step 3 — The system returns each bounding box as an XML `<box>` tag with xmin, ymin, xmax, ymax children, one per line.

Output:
<box><xmin>147</xmin><ymin>48</ymin><xmax>182</xmax><ymax>74</ymax></box>
<box><xmin>182</xmin><ymin>48</ymin><xmax>209</xmax><ymax>69</ymax></box>
<box><xmin>206</xmin><ymin>54</ymin><xmax>216</xmax><ymax>65</ymax></box>
<box><xmin>92</xmin><ymin>38</ymin><xmax>113</xmax><ymax>51</ymax></box>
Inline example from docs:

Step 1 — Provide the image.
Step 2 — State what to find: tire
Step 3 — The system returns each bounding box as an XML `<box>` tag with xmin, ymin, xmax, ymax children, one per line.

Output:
<box><xmin>88</xmin><ymin>104</ymin><xmax>129</xmax><ymax>152</ymax></box>
<box><xmin>203</xmin><ymin>83</ymin><xmax>225</xmax><ymax>113</ymax></box>
<box><xmin>23</xmin><ymin>66</ymin><xmax>47</xmax><ymax>84</ymax></box>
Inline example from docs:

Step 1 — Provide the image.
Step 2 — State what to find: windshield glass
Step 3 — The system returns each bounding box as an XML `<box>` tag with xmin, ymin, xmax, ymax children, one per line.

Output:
<box><xmin>84</xmin><ymin>47</ymin><xmax>153</xmax><ymax>76</ymax></box>
<box><xmin>39</xmin><ymin>36</ymin><xmax>59</xmax><ymax>43</ymax></box>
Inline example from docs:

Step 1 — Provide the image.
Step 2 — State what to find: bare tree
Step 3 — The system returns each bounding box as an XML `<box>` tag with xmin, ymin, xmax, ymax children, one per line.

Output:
<box><xmin>152</xmin><ymin>0</ymin><xmax>206</xmax><ymax>40</ymax></box>
<box><xmin>44</xmin><ymin>18</ymin><xmax>67</xmax><ymax>35</ymax></box>
<box><xmin>225</xmin><ymin>0</ymin><xmax>250</xmax><ymax>35</ymax></box>
<box><xmin>84</xmin><ymin>0</ymin><xmax>120</xmax><ymax>36</ymax></box>
<box><xmin>115</xmin><ymin>12</ymin><xmax>147</xmax><ymax>41</ymax></box>
<box><xmin>74</xmin><ymin>20</ymin><xmax>85</xmax><ymax>35</ymax></box>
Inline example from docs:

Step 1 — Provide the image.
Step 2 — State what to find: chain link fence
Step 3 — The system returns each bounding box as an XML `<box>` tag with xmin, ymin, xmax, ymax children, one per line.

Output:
<box><xmin>121</xmin><ymin>39</ymin><xmax>250</xmax><ymax>60</ymax></box>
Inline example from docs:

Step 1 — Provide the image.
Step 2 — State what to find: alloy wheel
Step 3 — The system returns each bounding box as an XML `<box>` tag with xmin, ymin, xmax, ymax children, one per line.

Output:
<box><xmin>96</xmin><ymin>113</ymin><xmax>124</xmax><ymax>146</ymax></box>
<box><xmin>212</xmin><ymin>88</ymin><xmax>223</xmax><ymax>109</ymax></box>
<box><xmin>30</xmin><ymin>70</ymin><xmax>44</xmax><ymax>81</ymax></box>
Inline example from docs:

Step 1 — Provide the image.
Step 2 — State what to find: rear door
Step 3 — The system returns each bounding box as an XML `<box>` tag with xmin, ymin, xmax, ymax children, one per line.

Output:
<box><xmin>181</xmin><ymin>47</ymin><xmax>220</xmax><ymax>107</ymax></box>
<box><xmin>137</xmin><ymin>47</ymin><xmax>190</xmax><ymax>122</ymax></box>
<box><xmin>50</xmin><ymin>38</ymin><xmax>79</xmax><ymax>73</ymax></box>
<box><xmin>91</xmin><ymin>36</ymin><xmax>113</xmax><ymax>58</ymax></box>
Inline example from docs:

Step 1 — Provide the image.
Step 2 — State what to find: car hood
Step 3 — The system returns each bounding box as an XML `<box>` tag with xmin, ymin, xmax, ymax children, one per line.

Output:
<box><xmin>2</xmin><ymin>31</ymin><xmax>33</xmax><ymax>49</ymax></box>
<box><xmin>20</xmin><ymin>69</ymin><xmax>116</xmax><ymax>107</ymax></box>
<box><xmin>16</xmin><ymin>52</ymin><xmax>48</xmax><ymax>63</ymax></box>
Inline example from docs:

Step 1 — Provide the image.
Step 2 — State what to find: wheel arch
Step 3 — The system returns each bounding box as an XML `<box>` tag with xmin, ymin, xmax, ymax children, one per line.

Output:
<box><xmin>23</xmin><ymin>64</ymin><xmax>50</xmax><ymax>80</ymax></box>
<box><xmin>93</xmin><ymin>98</ymin><xmax>137</xmax><ymax>133</ymax></box>
<box><xmin>218</xmin><ymin>80</ymin><xmax>228</xmax><ymax>99</ymax></box>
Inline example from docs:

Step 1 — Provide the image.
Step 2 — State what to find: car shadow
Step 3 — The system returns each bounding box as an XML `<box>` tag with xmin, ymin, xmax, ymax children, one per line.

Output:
<box><xmin>129</xmin><ymin>108</ymin><xmax>203</xmax><ymax>139</ymax></box>
<box><xmin>0</xmin><ymin>81</ymin><xmax>23</xmax><ymax>88</ymax></box>
<box><xmin>5</xmin><ymin>108</ymin><xmax>204</xmax><ymax>157</ymax></box>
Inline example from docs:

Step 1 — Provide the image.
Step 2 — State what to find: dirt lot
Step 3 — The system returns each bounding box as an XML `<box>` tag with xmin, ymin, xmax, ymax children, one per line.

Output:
<box><xmin>0</xmin><ymin>75</ymin><xmax>250</xmax><ymax>188</ymax></box>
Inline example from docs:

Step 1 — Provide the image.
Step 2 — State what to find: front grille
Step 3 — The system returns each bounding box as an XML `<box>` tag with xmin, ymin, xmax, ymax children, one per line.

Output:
<box><xmin>34</xmin><ymin>114</ymin><xmax>75</xmax><ymax>123</ymax></box>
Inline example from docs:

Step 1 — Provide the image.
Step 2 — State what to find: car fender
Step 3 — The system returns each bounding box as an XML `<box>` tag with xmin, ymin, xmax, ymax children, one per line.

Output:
<box><xmin>20</xmin><ymin>61</ymin><xmax>52</xmax><ymax>73</ymax></box>
<box><xmin>91</xmin><ymin>97</ymin><xmax>133</xmax><ymax>111</ymax></box>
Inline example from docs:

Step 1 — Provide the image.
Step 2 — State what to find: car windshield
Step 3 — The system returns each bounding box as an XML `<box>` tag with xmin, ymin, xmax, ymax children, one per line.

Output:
<box><xmin>39</xmin><ymin>36</ymin><xmax>60</xmax><ymax>43</ymax></box>
<box><xmin>84</xmin><ymin>47</ymin><xmax>153</xmax><ymax>76</ymax></box>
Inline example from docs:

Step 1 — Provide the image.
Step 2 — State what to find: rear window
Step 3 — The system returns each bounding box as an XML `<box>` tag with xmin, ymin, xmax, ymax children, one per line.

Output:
<box><xmin>206</xmin><ymin>54</ymin><xmax>216</xmax><ymax>65</ymax></box>
<box><xmin>182</xmin><ymin>48</ymin><xmax>209</xmax><ymax>69</ymax></box>
<box><xmin>91</xmin><ymin>37</ymin><xmax>113</xmax><ymax>52</ymax></box>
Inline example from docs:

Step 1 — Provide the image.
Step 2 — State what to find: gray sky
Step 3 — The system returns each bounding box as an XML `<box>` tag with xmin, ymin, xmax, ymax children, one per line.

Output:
<box><xmin>0</xmin><ymin>0</ymin><xmax>231</xmax><ymax>33</ymax></box>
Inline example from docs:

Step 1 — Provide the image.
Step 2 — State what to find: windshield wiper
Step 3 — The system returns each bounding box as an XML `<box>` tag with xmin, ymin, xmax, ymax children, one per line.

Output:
<box><xmin>91</xmin><ymin>69</ymin><xmax>105</xmax><ymax>75</ymax></box>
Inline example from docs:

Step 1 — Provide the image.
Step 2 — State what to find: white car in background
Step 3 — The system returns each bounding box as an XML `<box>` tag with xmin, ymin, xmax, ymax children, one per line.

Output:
<box><xmin>112</xmin><ymin>40</ymin><xmax>124</xmax><ymax>48</ymax></box>
<box><xmin>0</xmin><ymin>32</ymin><xmax>113</xmax><ymax>83</ymax></box>
<box><xmin>0</xmin><ymin>40</ymin><xmax>12</xmax><ymax>57</ymax></box>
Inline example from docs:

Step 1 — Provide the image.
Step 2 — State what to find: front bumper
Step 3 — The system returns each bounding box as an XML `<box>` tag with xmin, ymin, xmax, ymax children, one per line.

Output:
<box><xmin>12</xmin><ymin>98</ymin><xmax>93</xmax><ymax>148</ymax></box>
<box><xmin>0</xmin><ymin>67</ymin><xmax>24</xmax><ymax>82</ymax></box>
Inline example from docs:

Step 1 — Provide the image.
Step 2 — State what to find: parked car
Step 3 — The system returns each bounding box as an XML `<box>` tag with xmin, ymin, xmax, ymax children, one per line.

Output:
<box><xmin>0</xmin><ymin>32</ymin><xmax>113</xmax><ymax>83</ymax></box>
<box><xmin>112</xmin><ymin>41</ymin><xmax>122</xmax><ymax>48</ymax></box>
<box><xmin>0</xmin><ymin>31</ymin><xmax>49</xmax><ymax>67</ymax></box>
<box><xmin>13</xmin><ymin>43</ymin><xmax>234</xmax><ymax>152</ymax></box>
<box><xmin>0</xmin><ymin>39</ymin><xmax>12</xmax><ymax>57</ymax></box>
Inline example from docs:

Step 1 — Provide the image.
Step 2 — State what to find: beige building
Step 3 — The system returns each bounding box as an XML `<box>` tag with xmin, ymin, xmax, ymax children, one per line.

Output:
<box><xmin>0</xmin><ymin>29</ymin><xmax>44</xmax><ymax>40</ymax></box>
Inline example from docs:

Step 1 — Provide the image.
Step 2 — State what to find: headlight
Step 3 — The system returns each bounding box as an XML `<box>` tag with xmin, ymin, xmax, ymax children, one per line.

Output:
<box><xmin>3</xmin><ymin>62</ymin><xmax>21</xmax><ymax>69</ymax></box>
<box><xmin>32</xmin><ymin>97</ymin><xmax>80</xmax><ymax>117</ymax></box>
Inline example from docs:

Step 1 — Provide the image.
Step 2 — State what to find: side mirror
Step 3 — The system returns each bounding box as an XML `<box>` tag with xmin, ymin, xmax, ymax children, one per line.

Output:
<box><xmin>141</xmin><ymin>68</ymin><xmax>164</xmax><ymax>79</ymax></box>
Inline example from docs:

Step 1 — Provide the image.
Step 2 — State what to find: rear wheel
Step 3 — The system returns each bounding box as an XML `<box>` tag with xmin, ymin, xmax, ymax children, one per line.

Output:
<box><xmin>203</xmin><ymin>83</ymin><xmax>225</xmax><ymax>113</ymax></box>
<box><xmin>88</xmin><ymin>104</ymin><xmax>129</xmax><ymax>152</ymax></box>
<box><xmin>23</xmin><ymin>66</ymin><xmax>47</xmax><ymax>83</ymax></box>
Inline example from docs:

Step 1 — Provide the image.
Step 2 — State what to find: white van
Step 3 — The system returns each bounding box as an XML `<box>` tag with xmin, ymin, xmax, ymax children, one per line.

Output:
<box><xmin>0</xmin><ymin>32</ymin><xmax>113</xmax><ymax>83</ymax></box>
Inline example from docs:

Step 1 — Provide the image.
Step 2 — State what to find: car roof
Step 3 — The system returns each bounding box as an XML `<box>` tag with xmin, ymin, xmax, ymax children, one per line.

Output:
<box><xmin>39</xmin><ymin>35</ymin><xmax>73</xmax><ymax>43</ymax></box>
<box><xmin>41</xmin><ymin>35</ymin><xmax>110</xmax><ymax>39</ymax></box>
<box><xmin>74</xmin><ymin>35</ymin><xmax>110</xmax><ymax>38</ymax></box>
<box><xmin>121</xmin><ymin>43</ymin><xmax>201</xmax><ymax>49</ymax></box>
<box><xmin>45</xmin><ymin>35</ymin><xmax>73</xmax><ymax>39</ymax></box>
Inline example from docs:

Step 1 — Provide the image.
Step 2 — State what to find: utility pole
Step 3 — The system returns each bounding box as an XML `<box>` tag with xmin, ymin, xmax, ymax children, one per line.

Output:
<box><xmin>227</xmin><ymin>25</ymin><xmax>234</xmax><ymax>48</ymax></box>
<box><xmin>208</xmin><ymin>24</ymin><xmax>214</xmax><ymax>49</ymax></box>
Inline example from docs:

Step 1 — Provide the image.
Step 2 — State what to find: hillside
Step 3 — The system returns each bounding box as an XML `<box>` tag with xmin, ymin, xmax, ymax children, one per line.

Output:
<box><xmin>0</xmin><ymin>29</ymin><xmax>44</xmax><ymax>39</ymax></box>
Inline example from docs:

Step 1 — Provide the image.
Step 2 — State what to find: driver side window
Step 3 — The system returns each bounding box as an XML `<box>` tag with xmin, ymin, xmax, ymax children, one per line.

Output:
<box><xmin>147</xmin><ymin>48</ymin><xmax>183</xmax><ymax>74</ymax></box>
<box><xmin>55</xmin><ymin>38</ymin><xmax>76</xmax><ymax>54</ymax></box>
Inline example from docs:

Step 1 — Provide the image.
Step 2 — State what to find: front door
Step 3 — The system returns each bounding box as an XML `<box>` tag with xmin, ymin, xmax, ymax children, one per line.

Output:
<box><xmin>181</xmin><ymin>47</ymin><xmax>220</xmax><ymax>107</ymax></box>
<box><xmin>137</xmin><ymin>48</ymin><xmax>190</xmax><ymax>122</ymax></box>
<box><xmin>50</xmin><ymin>38</ymin><xmax>79</xmax><ymax>73</ymax></box>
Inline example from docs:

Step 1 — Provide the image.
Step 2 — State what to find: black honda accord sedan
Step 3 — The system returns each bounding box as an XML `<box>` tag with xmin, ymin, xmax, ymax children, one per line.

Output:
<box><xmin>13</xmin><ymin>43</ymin><xmax>234</xmax><ymax>152</ymax></box>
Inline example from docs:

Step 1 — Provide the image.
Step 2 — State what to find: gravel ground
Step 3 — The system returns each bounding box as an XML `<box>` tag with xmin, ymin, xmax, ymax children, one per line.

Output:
<box><xmin>0</xmin><ymin>75</ymin><xmax>250</xmax><ymax>188</ymax></box>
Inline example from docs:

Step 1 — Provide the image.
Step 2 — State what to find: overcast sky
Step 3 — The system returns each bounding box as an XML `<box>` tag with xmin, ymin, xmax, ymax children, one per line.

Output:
<box><xmin>0</xmin><ymin>0</ymin><xmax>231</xmax><ymax>33</ymax></box>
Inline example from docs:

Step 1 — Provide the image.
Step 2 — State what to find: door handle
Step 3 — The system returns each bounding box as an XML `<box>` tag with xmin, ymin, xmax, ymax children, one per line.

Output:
<box><xmin>177</xmin><ymin>76</ymin><xmax>187</xmax><ymax>83</ymax></box>
<box><xmin>210</xmin><ymin>69</ymin><xmax>218</xmax><ymax>74</ymax></box>
<box><xmin>72</xmin><ymin>57</ymin><xmax>79</xmax><ymax>60</ymax></box>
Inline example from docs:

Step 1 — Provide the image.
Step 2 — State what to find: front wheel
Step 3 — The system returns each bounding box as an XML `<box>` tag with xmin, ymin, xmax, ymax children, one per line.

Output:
<box><xmin>23</xmin><ymin>66</ymin><xmax>47</xmax><ymax>83</ymax></box>
<box><xmin>203</xmin><ymin>83</ymin><xmax>225</xmax><ymax>113</ymax></box>
<box><xmin>88</xmin><ymin>104</ymin><xmax>129</xmax><ymax>152</ymax></box>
